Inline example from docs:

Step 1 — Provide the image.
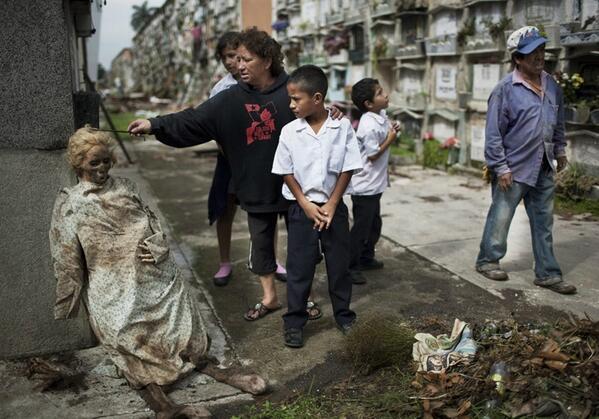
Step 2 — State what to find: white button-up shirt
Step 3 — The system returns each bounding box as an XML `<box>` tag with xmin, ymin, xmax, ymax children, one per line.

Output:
<box><xmin>350</xmin><ymin>110</ymin><xmax>390</xmax><ymax>196</ymax></box>
<box><xmin>209</xmin><ymin>73</ymin><xmax>237</xmax><ymax>98</ymax></box>
<box><xmin>272</xmin><ymin>116</ymin><xmax>362</xmax><ymax>203</ymax></box>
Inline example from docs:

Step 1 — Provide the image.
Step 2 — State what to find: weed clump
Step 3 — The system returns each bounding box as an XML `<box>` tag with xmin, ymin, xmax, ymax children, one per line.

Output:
<box><xmin>345</xmin><ymin>314</ymin><xmax>415</xmax><ymax>374</ymax></box>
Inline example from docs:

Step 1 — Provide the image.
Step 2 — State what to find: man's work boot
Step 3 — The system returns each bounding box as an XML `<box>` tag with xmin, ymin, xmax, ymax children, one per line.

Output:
<box><xmin>476</xmin><ymin>265</ymin><xmax>508</xmax><ymax>281</ymax></box>
<box><xmin>534</xmin><ymin>277</ymin><xmax>577</xmax><ymax>295</ymax></box>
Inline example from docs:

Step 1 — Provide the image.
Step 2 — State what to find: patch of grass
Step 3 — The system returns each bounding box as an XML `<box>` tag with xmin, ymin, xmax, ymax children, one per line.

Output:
<box><xmin>101</xmin><ymin>111</ymin><xmax>137</xmax><ymax>133</ymax></box>
<box><xmin>390</xmin><ymin>144</ymin><xmax>417</xmax><ymax>158</ymax></box>
<box><xmin>236</xmin><ymin>368</ymin><xmax>420</xmax><ymax>419</ymax></box>
<box><xmin>345</xmin><ymin>314</ymin><xmax>415</xmax><ymax>373</ymax></box>
<box><xmin>555</xmin><ymin>194</ymin><xmax>599</xmax><ymax>218</ymax></box>
<box><xmin>238</xmin><ymin>397</ymin><xmax>329</xmax><ymax>419</ymax></box>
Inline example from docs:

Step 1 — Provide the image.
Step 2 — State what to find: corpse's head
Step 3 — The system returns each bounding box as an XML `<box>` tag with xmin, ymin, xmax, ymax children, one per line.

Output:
<box><xmin>68</xmin><ymin>125</ymin><xmax>116</xmax><ymax>185</ymax></box>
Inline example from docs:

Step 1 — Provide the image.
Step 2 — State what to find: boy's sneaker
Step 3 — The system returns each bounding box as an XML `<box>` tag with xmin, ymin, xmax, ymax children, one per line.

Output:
<box><xmin>359</xmin><ymin>258</ymin><xmax>384</xmax><ymax>271</ymax></box>
<box><xmin>284</xmin><ymin>328</ymin><xmax>303</xmax><ymax>348</ymax></box>
<box><xmin>350</xmin><ymin>270</ymin><xmax>367</xmax><ymax>285</ymax></box>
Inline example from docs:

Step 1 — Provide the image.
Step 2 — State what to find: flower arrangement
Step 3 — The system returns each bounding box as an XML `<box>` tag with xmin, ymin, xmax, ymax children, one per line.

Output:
<box><xmin>554</xmin><ymin>72</ymin><xmax>584</xmax><ymax>104</ymax></box>
<box><xmin>323</xmin><ymin>31</ymin><xmax>349</xmax><ymax>55</ymax></box>
<box><xmin>441</xmin><ymin>136</ymin><xmax>460</xmax><ymax>149</ymax></box>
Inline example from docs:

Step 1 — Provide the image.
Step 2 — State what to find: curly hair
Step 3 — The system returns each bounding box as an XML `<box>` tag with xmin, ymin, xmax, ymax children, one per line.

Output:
<box><xmin>67</xmin><ymin>125</ymin><xmax>116</xmax><ymax>175</ymax></box>
<box><xmin>238</xmin><ymin>27</ymin><xmax>284</xmax><ymax>76</ymax></box>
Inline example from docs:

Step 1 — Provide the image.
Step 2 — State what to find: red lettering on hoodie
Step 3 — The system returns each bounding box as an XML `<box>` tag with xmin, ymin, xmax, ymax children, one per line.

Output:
<box><xmin>245</xmin><ymin>102</ymin><xmax>277</xmax><ymax>145</ymax></box>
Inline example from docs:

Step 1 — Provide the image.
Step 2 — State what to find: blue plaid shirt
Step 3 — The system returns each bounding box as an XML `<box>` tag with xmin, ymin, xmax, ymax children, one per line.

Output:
<box><xmin>485</xmin><ymin>69</ymin><xmax>566</xmax><ymax>187</ymax></box>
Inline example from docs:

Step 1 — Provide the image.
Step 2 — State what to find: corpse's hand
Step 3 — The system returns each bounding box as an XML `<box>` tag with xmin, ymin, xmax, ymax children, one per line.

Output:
<box><xmin>301</xmin><ymin>202</ymin><xmax>329</xmax><ymax>231</ymax></box>
<box><xmin>137</xmin><ymin>243</ymin><xmax>156</xmax><ymax>264</ymax></box>
<box><xmin>498</xmin><ymin>172</ymin><xmax>513</xmax><ymax>192</ymax></box>
<box><xmin>127</xmin><ymin>119</ymin><xmax>152</xmax><ymax>136</ymax></box>
<box><xmin>557</xmin><ymin>156</ymin><xmax>568</xmax><ymax>172</ymax></box>
<box><xmin>327</xmin><ymin>106</ymin><xmax>344</xmax><ymax>120</ymax></box>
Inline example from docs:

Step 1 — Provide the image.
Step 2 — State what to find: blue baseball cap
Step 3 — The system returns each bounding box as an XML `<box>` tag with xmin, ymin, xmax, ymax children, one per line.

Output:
<box><xmin>507</xmin><ymin>26</ymin><xmax>547</xmax><ymax>54</ymax></box>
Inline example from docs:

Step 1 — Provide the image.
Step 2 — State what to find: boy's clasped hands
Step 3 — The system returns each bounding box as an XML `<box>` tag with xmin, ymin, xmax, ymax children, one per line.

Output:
<box><xmin>301</xmin><ymin>200</ymin><xmax>338</xmax><ymax>232</ymax></box>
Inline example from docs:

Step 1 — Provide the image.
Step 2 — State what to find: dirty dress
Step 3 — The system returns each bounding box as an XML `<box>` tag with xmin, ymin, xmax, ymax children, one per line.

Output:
<box><xmin>49</xmin><ymin>176</ymin><xmax>209</xmax><ymax>388</ymax></box>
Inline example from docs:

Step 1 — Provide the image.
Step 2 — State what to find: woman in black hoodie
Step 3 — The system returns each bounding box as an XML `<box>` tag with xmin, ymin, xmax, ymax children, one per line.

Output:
<box><xmin>129</xmin><ymin>28</ymin><xmax>302</xmax><ymax>321</ymax></box>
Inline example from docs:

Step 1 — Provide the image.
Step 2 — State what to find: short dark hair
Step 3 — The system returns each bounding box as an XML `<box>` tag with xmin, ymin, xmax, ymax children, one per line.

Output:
<box><xmin>510</xmin><ymin>51</ymin><xmax>525</xmax><ymax>69</ymax></box>
<box><xmin>288</xmin><ymin>65</ymin><xmax>328</xmax><ymax>97</ymax></box>
<box><xmin>351</xmin><ymin>78</ymin><xmax>379</xmax><ymax>113</ymax></box>
<box><xmin>216</xmin><ymin>31</ymin><xmax>240</xmax><ymax>60</ymax></box>
<box><xmin>238</xmin><ymin>27</ymin><xmax>284</xmax><ymax>76</ymax></box>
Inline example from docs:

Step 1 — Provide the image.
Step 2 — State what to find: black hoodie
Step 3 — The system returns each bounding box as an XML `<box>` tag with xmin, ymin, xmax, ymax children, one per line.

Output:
<box><xmin>150</xmin><ymin>72</ymin><xmax>294</xmax><ymax>213</ymax></box>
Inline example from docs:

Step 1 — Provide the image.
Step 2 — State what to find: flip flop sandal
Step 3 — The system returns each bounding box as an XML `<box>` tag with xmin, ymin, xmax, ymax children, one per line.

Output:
<box><xmin>243</xmin><ymin>302</ymin><xmax>282</xmax><ymax>321</ymax></box>
<box><xmin>306</xmin><ymin>301</ymin><xmax>322</xmax><ymax>321</ymax></box>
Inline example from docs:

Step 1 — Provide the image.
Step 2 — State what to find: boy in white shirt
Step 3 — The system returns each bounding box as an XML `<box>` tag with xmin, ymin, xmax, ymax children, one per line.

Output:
<box><xmin>348</xmin><ymin>78</ymin><xmax>400</xmax><ymax>285</ymax></box>
<box><xmin>272</xmin><ymin>65</ymin><xmax>363</xmax><ymax>348</ymax></box>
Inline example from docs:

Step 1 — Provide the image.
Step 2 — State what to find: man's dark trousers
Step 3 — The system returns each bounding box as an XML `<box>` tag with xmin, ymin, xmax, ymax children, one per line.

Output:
<box><xmin>283</xmin><ymin>201</ymin><xmax>356</xmax><ymax>330</ymax></box>
<box><xmin>350</xmin><ymin>193</ymin><xmax>382</xmax><ymax>269</ymax></box>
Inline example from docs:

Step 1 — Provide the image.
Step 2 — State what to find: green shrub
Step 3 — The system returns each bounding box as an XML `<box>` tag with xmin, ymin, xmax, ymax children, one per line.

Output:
<box><xmin>422</xmin><ymin>139</ymin><xmax>449</xmax><ymax>169</ymax></box>
<box><xmin>555</xmin><ymin>162</ymin><xmax>598</xmax><ymax>200</ymax></box>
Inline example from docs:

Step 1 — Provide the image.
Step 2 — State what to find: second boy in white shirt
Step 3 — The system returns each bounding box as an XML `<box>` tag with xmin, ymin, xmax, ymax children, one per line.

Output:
<box><xmin>348</xmin><ymin>78</ymin><xmax>400</xmax><ymax>285</ymax></box>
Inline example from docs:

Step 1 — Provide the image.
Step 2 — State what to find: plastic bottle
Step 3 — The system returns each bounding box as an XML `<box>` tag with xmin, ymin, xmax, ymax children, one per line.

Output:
<box><xmin>489</xmin><ymin>361</ymin><xmax>509</xmax><ymax>397</ymax></box>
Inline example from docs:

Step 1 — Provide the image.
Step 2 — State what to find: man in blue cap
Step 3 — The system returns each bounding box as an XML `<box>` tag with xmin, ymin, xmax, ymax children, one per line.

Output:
<box><xmin>475</xmin><ymin>26</ymin><xmax>577</xmax><ymax>294</ymax></box>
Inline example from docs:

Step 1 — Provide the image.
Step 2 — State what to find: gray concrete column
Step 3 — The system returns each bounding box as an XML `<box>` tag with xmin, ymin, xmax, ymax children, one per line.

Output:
<box><xmin>0</xmin><ymin>0</ymin><xmax>95</xmax><ymax>358</ymax></box>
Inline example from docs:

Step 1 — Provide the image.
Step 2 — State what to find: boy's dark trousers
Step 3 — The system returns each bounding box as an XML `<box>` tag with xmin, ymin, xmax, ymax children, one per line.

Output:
<box><xmin>283</xmin><ymin>201</ymin><xmax>356</xmax><ymax>330</ymax></box>
<box><xmin>350</xmin><ymin>193</ymin><xmax>382</xmax><ymax>269</ymax></box>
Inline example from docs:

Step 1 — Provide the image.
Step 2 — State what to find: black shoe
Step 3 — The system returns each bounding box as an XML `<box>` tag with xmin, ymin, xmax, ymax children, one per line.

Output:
<box><xmin>338</xmin><ymin>321</ymin><xmax>355</xmax><ymax>336</ymax></box>
<box><xmin>350</xmin><ymin>270</ymin><xmax>367</xmax><ymax>285</ymax></box>
<box><xmin>275</xmin><ymin>272</ymin><xmax>287</xmax><ymax>282</ymax></box>
<box><xmin>359</xmin><ymin>259</ymin><xmax>384</xmax><ymax>271</ymax></box>
<box><xmin>284</xmin><ymin>328</ymin><xmax>303</xmax><ymax>348</ymax></box>
<box><xmin>213</xmin><ymin>274</ymin><xmax>231</xmax><ymax>287</ymax></box>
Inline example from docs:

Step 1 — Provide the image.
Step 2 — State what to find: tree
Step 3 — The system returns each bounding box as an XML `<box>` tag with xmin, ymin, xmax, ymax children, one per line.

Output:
<box><xmin>97</xmin><ymin>63</ymin><xmax>106</xmax><ymax>81</ymax></box>
<box><xmin>130</xmin><ymin>1</ymin><xmax>157</xmax><ymax>32</ymax></box>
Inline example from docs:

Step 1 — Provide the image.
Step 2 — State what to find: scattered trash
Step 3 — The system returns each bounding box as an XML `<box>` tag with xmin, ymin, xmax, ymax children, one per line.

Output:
<box><xmin>411</xmin><ymin>315</ymin><xmax>599</xmax><ymax>418</ymax></box>
<box><xmin>413</xmin><ymin>319</ymin><xmax>477</xmax><ymax>373</ymax></box>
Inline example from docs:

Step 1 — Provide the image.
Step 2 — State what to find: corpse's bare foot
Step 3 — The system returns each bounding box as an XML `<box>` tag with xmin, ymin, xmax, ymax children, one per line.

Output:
<box><xmin>202</xmin><ymin>364</ymin><xmax>267</xmax><ymax>395</ymax></box>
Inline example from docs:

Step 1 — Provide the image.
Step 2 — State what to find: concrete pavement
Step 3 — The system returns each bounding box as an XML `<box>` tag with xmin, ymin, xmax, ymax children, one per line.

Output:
<box><xmin>382</xmin><ymin>165</ymin><xmax>599</xmax><ymax>318</ymax></box>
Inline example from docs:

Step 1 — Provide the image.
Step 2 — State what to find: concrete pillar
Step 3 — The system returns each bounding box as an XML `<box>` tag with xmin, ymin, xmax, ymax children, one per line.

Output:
<box><xmin>0</xmin><ymin>0</ymin><xmax>95</xmax><ymax>358</ymax></box>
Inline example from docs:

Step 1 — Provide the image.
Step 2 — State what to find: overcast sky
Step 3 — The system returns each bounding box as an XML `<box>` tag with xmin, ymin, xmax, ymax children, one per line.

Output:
<box><xmin>98</xmin><ymin>0</ymin><xmax>164</xmax><ymax>69</ymax></box>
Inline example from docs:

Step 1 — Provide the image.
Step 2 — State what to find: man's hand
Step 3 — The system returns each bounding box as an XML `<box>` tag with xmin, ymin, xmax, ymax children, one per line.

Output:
<box><xmin>127</xmin><ymin>119</ymin><xmax>152</xmax><ymax>136</ymax></box>
<box><xmin>301</xmin><ymin>202</ymin><xmax>329</xmax><ymax>231</ymax></box>
<box><xmin>390</xmin><ymin>120</ymin><xmax>401</xmax><ymax>133</ymax></box>
<box><xmin>557</xmin><ymin>156</ymin><xmax>568</xmax><ymax>172</ymax></box>
<box><xmin>328</xmin><ymin>106</ymin><xmax>344</xmax><ymax>120</ymax></box>
<box><xmin>498</xmin><ymin>172</ymin><xmax>513</xmax><ymax>191</ymax></box>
